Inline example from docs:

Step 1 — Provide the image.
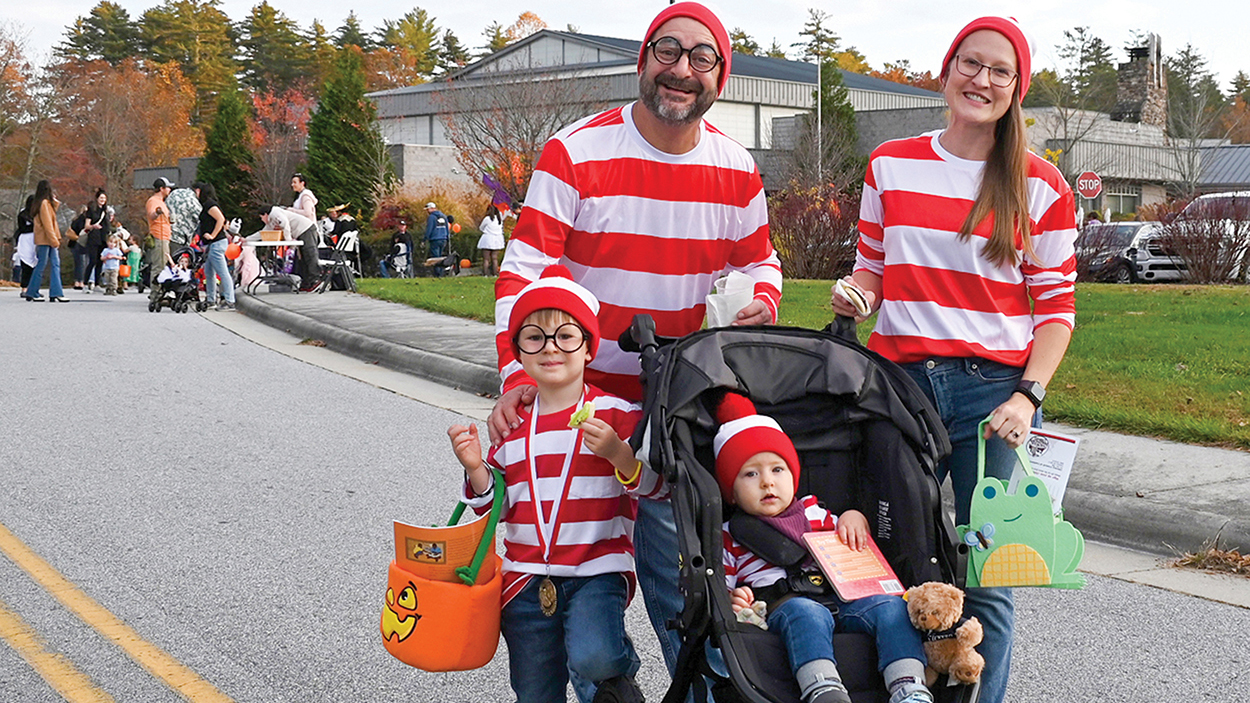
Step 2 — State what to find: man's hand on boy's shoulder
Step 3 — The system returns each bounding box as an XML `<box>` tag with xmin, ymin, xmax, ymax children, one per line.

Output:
<box><xmin>488</xmin><ymin>384</ymin><xmax>537</xmax><ymax>446</ymax></box>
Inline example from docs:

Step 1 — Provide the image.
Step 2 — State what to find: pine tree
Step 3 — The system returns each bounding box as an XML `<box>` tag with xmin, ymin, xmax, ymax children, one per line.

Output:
<box><xmin>139</xmin><ymin>0</ymin><xmax>237</xmax><ymax>124</ymax></box>
<box><xmin>335</xmin><ymin>12</ymin><xmax>372</xmax><ymax>50</ymax></box>
<box><xmin>305</xmin><ymin>46</ymin><xmax>391</xmax><ymax>223</ymax></box>
<box><xmin>792</xmin><ymin>9</ymin><xmax>859</xmax><ymax>185</ymax></box>
<box><xmin>730</xmin><ymin>28</ymin><xmax>759</xmax><ymax>56</ymax></box>
<box><xmin>198</xmin><ymin>86</ymin><xmax>256</xmax><ymax>222</ymax></box>
<box><xmin>376</xmin><ymin>8</ymin><xmax>440</xmax><ymax>78</ymax></box>
<box><xmin>239</xmin><ymin>1</ymin><xmax>312</xmax><ymax>94</ymax></box>
<box><xmin>58</xmin><ymin>1</ymin><xmax>140</xmax><ymax>65</ymax></box>
<box><xmin>480</xmin><ymin>22</ymin><xmax>509</xmax><ymax>56</ymax></box>
<box><xmin>437</xmin><ymin>30</ymin><xmax>471</xmax><ymax>75</ymax></box>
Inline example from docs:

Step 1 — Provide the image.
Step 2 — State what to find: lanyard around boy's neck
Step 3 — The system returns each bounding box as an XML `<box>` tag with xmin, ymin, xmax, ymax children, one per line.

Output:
<box><xmin>524</xmin><ymin>386</ymin><xmax>587</xmax><ymax>567</ymax></box>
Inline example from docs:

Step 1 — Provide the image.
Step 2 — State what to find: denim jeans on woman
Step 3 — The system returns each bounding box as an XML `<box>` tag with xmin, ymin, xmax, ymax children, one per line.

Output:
<box><xmin>768</xmin><ymin>593</ymin><xmax>924</xmax><ymax>675</ymax></box>
<box><xmin>901</xmin><ymin>356</ymin><xmax>1040</xmax><ymax>703</ymax></box>
<box><xmin>25</xmin><ymin>245</ymin><xmax>64</xmax><ymax>298</ymax></box>
<box><xmin>203</xmin><ymin>238</ymin><xmax>235</xmax><ymax>304</ymax></box>
<box><xmin>500</xmin><ymin>572</ymin><xmax>639</xmax><ymax>703</ymax></box>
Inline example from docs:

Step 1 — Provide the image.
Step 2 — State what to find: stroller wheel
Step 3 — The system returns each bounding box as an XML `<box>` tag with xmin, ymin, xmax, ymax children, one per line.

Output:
<box><xmin>148</xmin><ymin>300</ymin><xmax>157</xmax><ymax>312</ymax></box>
<box><xmin>196</xmin><ymin>301</ymin><xmax>209</xmax><ymax>312</ymax></box>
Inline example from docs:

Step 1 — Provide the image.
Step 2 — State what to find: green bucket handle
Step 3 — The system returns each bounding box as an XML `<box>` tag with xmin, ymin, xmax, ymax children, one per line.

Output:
<box><xmin>448</xmin><ymin>468</ymin><xmax>505</xmax><ymax>587</ymax></box>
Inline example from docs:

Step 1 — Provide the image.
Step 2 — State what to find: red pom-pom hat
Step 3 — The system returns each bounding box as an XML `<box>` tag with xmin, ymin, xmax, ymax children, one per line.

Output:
<box><xmin>713</xmin><ymin>393</ymin><xmax>800</xmax><ymax>502</ymax></box>
<box><xmin>507</xmin><ymin>265</ymin><xmax>601</xmax><ymax>359</ymax></box>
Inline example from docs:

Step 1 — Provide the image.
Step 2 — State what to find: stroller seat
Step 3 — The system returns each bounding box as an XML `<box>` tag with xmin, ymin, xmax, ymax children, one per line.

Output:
<box><xmin>625</xmin><ymin>316</ymin><xmax>975</xmax><ymax>703</ymax></box>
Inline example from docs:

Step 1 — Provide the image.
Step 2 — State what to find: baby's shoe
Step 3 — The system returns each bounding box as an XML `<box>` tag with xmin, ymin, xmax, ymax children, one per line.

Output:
<box><xmin>888</xmin><ymin>682</ymin><xmax>934</xmax><ymax>703</ymax></box>
<box><xmin>806</xmin><ymin>680</ymin><xmax>852</xmax><ymax>703</ymax></box>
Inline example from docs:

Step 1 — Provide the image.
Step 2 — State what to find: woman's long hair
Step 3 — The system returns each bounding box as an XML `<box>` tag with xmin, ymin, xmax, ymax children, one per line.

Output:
<box><xmin>483</xmin><ymin>206</ymin><xmax>502</xmax><ymax>223</ymax></box>
<box><xmin>32</xmin><ymin>180</ymin><xmax>54</xmax><ymax>217</ymax></box>
<box><xmin>193</xmin><ymin>181</ymin><xmax>218</xmax><ymax>205</ymax></box>
<box><xmin>958</xmin><ymin>95</ymin><xmax>1037</xmax><ymax>268</ymax></box>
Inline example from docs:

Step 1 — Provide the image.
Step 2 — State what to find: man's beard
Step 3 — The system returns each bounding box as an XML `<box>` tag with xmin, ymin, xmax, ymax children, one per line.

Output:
<box><xmin>639</xmin><ymin>72</ymin><xmax>716</xmax><ymax>125</ymax></box>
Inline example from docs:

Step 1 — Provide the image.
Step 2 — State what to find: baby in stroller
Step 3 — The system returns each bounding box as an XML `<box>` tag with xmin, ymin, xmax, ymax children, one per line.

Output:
<box><xmin>714</xmin><ymin>392</ymin><xmax>932</xmax><ymax>703</ymax></box>
<box><xmin>149</xmin><ymin>247</ymin><xmax>202</xmax><ymax>313</ymax></box>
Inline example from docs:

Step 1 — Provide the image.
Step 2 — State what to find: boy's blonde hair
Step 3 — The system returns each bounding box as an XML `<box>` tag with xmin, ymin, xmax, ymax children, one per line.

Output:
<box><xmin>523</xmin><ymin>308</ymin><xmax>577</xmax><ymax>329</ymax></box>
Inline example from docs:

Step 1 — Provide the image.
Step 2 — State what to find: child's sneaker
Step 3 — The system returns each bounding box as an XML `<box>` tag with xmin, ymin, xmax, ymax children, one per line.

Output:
<box><xmin>806</xmin><ymin>680</ymin><xmax>852</xmax><ymax>703</ymax></box>
<box><xmin>889</xmin><ymin>682</ymin><xmax>934</xmax><ymax>703</ymax></box>
<box><xmin>591</xmin><ymin>674</ymin><xmax>644</xmax><ymax>703</ymax></box>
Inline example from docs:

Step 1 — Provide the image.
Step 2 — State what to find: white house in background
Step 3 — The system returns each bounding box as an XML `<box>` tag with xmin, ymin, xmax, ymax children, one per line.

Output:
<box><xmin>367</xmin><ymin>29</ymin><xmax>943</xmax><ymax>188</ymax></box>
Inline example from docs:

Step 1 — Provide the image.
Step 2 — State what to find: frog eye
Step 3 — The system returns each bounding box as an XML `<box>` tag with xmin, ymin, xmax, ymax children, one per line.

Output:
<box><xmin>1025</xmin><ymin>484</ymin><xmax>1039</xmax><ymax>498</ymax></box>
<box><xmin>983</xmin><ymin>485</ymin><xmax>997</xmax><ymax>500</ymax></box>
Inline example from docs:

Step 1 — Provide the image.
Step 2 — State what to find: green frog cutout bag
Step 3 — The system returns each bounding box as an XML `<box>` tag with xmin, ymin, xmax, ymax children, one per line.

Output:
<box><xmin>956</xmin><ymin>417</ymin><xmax>1085</xmax><ymax>589</ymax></box>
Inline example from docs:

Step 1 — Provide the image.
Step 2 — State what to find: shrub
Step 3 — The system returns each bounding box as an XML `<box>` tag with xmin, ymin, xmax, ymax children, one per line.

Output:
<box><xmin>767</xmin><ymin>182</ymin><xmax>860</xmax><ymax>280</ymax></box>
<box><xmin>372</xmin><ymin>178</ymin><xmax>492</xmax><ymax>270</ymax></box>
<box><xmin>1159</xmin><ymin>195</ymin><xmax>1250</xmax><ymax>284</ymax></box>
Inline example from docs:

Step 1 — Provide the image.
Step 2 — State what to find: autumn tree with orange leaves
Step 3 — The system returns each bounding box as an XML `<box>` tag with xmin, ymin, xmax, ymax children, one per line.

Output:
<box><xmin>251</xmin><ymin>88</ymin><xmax>313</xmax><ymax>206</ymax></box>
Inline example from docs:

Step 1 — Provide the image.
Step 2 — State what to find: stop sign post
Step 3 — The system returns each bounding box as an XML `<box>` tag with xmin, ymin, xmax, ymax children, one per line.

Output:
<box><xmin>1076</xmin><ymin>171</ymin><xmax>1102</xmax><ymax>200</ymax></box>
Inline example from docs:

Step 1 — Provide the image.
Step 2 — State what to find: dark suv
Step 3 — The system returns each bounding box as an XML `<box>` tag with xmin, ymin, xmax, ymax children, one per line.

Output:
<box><xmin>1076</xmin><ymin>222</ymin><xmax>1185</xmax><ymax>283</ymax></box>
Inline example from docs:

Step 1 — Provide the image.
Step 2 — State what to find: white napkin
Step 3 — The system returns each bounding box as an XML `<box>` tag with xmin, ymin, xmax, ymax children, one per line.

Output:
<box><xmin>705</xmin><ymin>271</ymin><xmax>756</xmax><ymax>328</ymax></box>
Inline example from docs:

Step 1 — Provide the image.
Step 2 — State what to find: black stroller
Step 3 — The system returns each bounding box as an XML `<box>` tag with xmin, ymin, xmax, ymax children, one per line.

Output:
<box><xmin>148</xmin><ymin>245</ymin><xmax>205</xmax><ymax>313</ymax></box>
<box><xmin>622</xmin><ymin>316</ymin><xmax>976</xmax><ymax>703</ymax></box>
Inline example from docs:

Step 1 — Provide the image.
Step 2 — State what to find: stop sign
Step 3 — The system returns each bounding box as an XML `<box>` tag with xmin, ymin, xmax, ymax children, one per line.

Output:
<box><xmin>1076</xmin><ymin>171</ymin><xmax>1102</xmax><ymax>199</ymax></box>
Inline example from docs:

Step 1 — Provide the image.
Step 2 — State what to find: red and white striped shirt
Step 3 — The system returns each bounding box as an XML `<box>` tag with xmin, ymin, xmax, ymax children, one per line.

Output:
<box><xmin>495</xmin><ymin>103</ymin><xmax>783</xmax><ymax>402</ymax></box>
<box><xmin>855</xmin><ymin>131</ymin><xmax>1078</xmax><ymax>367</ymax></box>
<box><xmin>462</xmin><ymin>386</ymin><xmax>667</xmax><ymax>606</ymax></box>
<box><xmin>722</xmin><ymin>495</ymin><xmax>836</xmax><ymax>590</ymax></box>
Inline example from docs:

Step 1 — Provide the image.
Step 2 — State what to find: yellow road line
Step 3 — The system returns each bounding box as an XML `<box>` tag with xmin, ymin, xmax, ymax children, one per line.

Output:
<box><xmin>0</xmin><ymin>598</ymin><xmax>115</xmax><ymax>703</ymax></box>
<box><xmin>0</xmin><ymin>523</ymin><xmax>234</xmax><ymax>702</ymax></box>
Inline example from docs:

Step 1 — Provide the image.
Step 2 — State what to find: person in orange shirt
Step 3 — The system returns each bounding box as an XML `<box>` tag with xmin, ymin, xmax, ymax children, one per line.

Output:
<box><xmin>146</xmin><ymin>177</ymin><xmax>174</xmax><ymax>271</ymax></box>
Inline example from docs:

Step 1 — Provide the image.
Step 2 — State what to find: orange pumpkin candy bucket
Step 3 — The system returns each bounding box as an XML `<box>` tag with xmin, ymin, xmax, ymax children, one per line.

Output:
<box><xmin>381</xmin><ymin>469</ymin><xmax>504</xmax><ymax>671</ymax></box>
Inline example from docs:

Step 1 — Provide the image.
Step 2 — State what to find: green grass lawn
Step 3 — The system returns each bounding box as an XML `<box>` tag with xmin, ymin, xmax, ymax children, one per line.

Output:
<box><xmin>357</xmin><ymin>277</ymin><xmax>1250</xmax><ymax>449</ymax></box>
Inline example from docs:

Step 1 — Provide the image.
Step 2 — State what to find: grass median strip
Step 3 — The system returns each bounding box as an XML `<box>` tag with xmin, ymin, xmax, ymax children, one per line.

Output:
<box><xmin>358</xmin><ymin>277</ymin><xmax>1250</xmax><ymax>449</ymax></box>
<box><xmin>0</xmin><ymin>523</ymin><xmax>234</xmax><ymax>703</ymax></box>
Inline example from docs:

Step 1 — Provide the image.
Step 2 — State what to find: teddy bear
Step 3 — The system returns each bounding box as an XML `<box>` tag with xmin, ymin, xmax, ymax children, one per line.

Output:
<box><xmin>904</xmin><ymin>582</ymin><xmax>985</xmax><ymax>686</ymax></box>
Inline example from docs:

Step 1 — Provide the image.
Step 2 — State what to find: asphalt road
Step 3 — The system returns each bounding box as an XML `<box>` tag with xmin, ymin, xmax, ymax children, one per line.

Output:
<box><xmin>0</xmin><ymin>289</ymin><xmax>1245</xmax><ymax>702</ymax></box>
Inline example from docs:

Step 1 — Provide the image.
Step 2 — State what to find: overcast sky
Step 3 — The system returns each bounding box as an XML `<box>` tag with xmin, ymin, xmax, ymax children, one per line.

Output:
<box><xmin>6</xmin><ymin>0</ymin><xmax>1248</xmax><ymax>90</ymax></box>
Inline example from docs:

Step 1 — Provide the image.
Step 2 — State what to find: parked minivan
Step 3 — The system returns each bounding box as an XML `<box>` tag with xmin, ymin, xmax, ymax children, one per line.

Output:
<box><xmin>1076</xmin><ymin>221</ymin><xmax>1186</xmax><ymax>283</ymax></box>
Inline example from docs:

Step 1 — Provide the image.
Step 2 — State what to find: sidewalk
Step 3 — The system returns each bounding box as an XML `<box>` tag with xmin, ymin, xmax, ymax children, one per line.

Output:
<box><xmin>235</xmin><ymin>289</ymin><xmax>1250</xmax><ymax>558</ymax></box>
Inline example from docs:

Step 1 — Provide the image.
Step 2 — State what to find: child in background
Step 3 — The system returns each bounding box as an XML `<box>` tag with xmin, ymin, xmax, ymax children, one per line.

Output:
<box><xmin>715</xmin><ymin>392</ymin><xmax>932</xmax><ymax>703</ymax></box>
<box><xmin>448</xmin><ymin>265</ymin><xmax>664</xmax><ymax>703</ymax></box>
<box><xmin>100</xmin><ymin>234</ymin><xmax>124</xmax><ymax>296</ymax></box>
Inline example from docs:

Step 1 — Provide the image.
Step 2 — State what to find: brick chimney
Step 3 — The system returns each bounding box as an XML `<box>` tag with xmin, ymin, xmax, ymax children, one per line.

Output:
<box><xmin>1111</xmin><ymin>33</ymin><xmax>1167</xmax><ymax>126</ymax></box>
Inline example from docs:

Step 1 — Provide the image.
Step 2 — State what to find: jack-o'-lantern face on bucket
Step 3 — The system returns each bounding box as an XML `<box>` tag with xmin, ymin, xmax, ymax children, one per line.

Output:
<box><xmin>382</xmin><ymin>581</ymin><xmax>421</xmax><ymax>642</ymax></box>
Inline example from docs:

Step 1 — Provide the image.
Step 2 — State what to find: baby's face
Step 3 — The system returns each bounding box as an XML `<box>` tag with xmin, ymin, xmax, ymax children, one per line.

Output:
<box><xmin>730</xmin><ymin>451</ymin><xmax>795</xmax><ymax>518</ymax></box>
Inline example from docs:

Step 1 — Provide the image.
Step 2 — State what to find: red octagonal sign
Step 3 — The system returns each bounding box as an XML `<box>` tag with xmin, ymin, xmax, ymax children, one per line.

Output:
<box><xmin>1076</xmin><ymin>171</ymin><xmax>1102</xmax><ymax>199</ymax></box>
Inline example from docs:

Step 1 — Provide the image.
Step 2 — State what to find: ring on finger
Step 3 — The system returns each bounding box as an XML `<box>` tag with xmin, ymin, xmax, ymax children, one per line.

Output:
<box><xmin>1011</xmin><ymin>430</ymin><xmax>1021</xmax><ymax>439</ymax></box>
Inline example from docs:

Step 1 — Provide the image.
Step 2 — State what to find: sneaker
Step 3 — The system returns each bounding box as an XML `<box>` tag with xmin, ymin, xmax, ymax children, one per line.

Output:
<box><xmin>889</xmin><ymin>683</ymin><xmax>934</xmax><ymax>703</ymax></box>
<box><xmin>806</xmin><ymin>680</ymin><xmax>852</xmax><ymax>703</ymax></box>
<box><xmin>84</xmin><ymin>284</ymin><xmax>92</xmax><ymax>294</ymax></box>
<box><xmin>217</xmin><ymin>300</ymin><xmax>236</xmax><ymax>311</ymax></box>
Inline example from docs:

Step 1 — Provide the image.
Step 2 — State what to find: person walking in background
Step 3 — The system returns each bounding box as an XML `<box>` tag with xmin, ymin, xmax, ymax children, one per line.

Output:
<box><xmin>193</xmin><ymin>181</ymin><xmax>234</xmax><ymax>310</ymax></box>
<box><xmin>829</xmin><ymin>17</ymin><xmax>1078</xmax><ymax>703</ymax></box>
<box><xmin>81</xmin><ymin>188</ymin><xmax>111</xmax><ymax>293</ymax></box>
<box><xmin>477</xmin><ymin>206</ymin><xmax>506</xmax><ymax>277</ymax></box>
<box><xmin>13</xmin><ymin>195</ymin><xmax>36</xmax><ymax>293</ymax></box>
<box><xmin>423</xmin><ymin>202</ymin><xmax>451</xmax><ymax>277</ymax></box>
<box><xmin>99</xmin><ymin>233</ymin><xmax>124</xmax><ymax>296</ymax></box>
<box><xmin>146</xmin><ymin>177</ymin><xmax>175</xmax><ymax>272</ymax></box>
<box><xmin>23</xmin><ymin>179</ymin><xmax>69</xmax><ymax>302</ymax></box>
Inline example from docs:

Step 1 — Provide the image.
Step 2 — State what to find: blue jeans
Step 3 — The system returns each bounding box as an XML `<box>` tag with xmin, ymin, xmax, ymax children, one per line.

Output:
<box><xmin>25</xmin><ymin>245</ymin><xmax>63</xmax><ymax>298</ymax></box>
<box><xmin>901</xmin><ymin>357</ymin><xmax>1038</xmax><ymax>703</ymax></box>
<box><xmin>428</xmin><ymin>238</ymin><xmax>447</xmax><ymax>276</ymax></box>
<box><xmin>203</xmin><ymin>238</ymin><xmax>235</xmax><ymax>304</ymax></box>
<box><xmin>500</xmin><ymin>573</ymin><xmax>640</xmax><ymax>703</ymax></box>
<box><xmin>767</xmin><ymin>594</ymin><xmax>925</xmax><ymax>674</ymax></box>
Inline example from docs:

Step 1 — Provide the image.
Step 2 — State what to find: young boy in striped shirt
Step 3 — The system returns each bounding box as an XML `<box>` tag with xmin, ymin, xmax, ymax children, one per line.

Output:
<box><xmin>449</xmin><ymin>265</ymin><xmax>663</xmax><ymax>703</ymax></box>
<box><xmin>715</xmin><ymin>393</ymin><xmax>932</xmax><ymax>703</ymax></box>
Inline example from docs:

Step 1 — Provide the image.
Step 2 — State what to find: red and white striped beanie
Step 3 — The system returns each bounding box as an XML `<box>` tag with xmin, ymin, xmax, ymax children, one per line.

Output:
<box><xmin>508</xmin><ymin>264</ymin><xmax>601</xmax><ymax>359</ymax></box>
<box><xmin>713</xmin><ymin>392</ymin><xmax>800</xmax><ymax>501</ymax></box>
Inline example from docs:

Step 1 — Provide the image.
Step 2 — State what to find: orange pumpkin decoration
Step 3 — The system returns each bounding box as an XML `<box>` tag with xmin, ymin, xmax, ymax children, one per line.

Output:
<box><xmin>225</xmin><ymin>242</ymin><xmax>243</xmax><ymax>261</ymax></box>
<box><xmin>460</xmin><ymin>259</ymin><xmax>472</xmax><ymax>270</ymax></box>
<box><xmin>451</xmin><ymin>222</ymin><xmax>462</xmax><ymax>233</ymax></box>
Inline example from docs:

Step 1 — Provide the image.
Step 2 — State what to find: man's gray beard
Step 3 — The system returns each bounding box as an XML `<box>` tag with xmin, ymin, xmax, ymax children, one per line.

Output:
<box><xmin>638</xmin><ymin>74</ymin><xmax>715</xmax><ymax>125</ymax></box>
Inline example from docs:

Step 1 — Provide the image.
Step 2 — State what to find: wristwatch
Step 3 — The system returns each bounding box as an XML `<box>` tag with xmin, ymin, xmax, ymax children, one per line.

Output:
<box><xmin>1014</xmin><ymin>380</ymin><xmax>1046</xmax><ymax>409</ymax></box>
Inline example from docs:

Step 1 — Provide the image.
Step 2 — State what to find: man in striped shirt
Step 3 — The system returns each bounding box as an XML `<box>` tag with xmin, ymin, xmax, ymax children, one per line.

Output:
<box><xmin>486</xmin><ymin>1</ymin><xmax>783</xmax><ymax>684</ymax></box>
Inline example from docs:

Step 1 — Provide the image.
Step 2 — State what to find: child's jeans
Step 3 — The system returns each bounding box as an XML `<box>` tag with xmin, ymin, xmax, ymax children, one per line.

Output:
<box><xmin>500</xmin><ymin>572</ymin><xmax>640</xmax><ymax>703</ymax></box>
<box><xmin>101</xmin><ymin>269</ymin><xmax>118</xmax><ymax>295</ymax></box>
<box><xmin>767</xmin><ymin>593</ymin><xmax>924</xmax><ymax>675</ymax></box>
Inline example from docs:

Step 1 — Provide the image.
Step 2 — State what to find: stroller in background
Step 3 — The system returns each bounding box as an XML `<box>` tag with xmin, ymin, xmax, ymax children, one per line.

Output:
<box><xmin>148</xmin><ymin>245</ymin><xmax>205</xmax><ymax>313</ymax></box>
<box><xmin>623</xmin><ymin>316</ymin><xmax>977</xmax><ymax>703</ymax></box>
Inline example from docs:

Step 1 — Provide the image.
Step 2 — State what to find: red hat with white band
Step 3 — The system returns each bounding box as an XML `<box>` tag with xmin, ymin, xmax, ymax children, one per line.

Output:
<box><xmin>508</xmin><ymin>265</ymin><xmax>601</xmax><ymax>359</ymax></box>
<box><xmin>713</xmin><ymin>392</ymin><xmax>800</xmax><ymax>502</ymax></box>
<box><xmin>940</xmin><ymin>16</ymin><xmax>1034</xmax><ymax>99</ymax></box>
<box><xmin>637</xmin><ymin>1</ymin><xmax>732</xmax><ymax>96</ymax></box>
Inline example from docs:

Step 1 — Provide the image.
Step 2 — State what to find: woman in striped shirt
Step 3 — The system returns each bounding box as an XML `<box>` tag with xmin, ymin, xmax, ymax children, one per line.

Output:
<box><xmin>830</xmin><ymin>17</ymin><xmax>1077</xmax><ymax>703</ymax></box>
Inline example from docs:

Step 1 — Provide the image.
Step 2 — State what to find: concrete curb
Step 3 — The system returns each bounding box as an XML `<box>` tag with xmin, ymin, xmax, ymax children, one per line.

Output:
<box><xmin>236</xmin><ymin>293</ymin><xmax>499</xmax><ymax>397</ymax></box>
<box><xmin>1064</xmin><ymin>486</ymin><xmax>1250</xmax><ymax>556</ymax></box>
